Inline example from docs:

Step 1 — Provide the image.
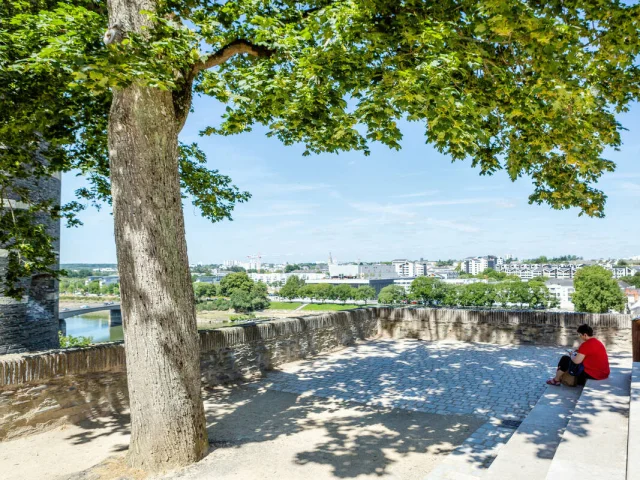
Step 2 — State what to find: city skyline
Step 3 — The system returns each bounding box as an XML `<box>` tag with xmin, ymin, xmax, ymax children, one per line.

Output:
<box><xmin>60</xmin><ymin>96</ymin><xmax>640</xmax><ymax>265</ymax></box>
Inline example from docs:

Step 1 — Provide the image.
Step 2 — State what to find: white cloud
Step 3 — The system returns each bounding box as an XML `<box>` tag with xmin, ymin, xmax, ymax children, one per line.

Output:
<box><xmin>396</xmin><ymin>170</ymin><xmax>429</xmax><ymax>178</ymax></box>
<box><xmin>348</xmin><ymin>197</ymin><xmax>502</xmax><ymax>218</ymax></box>
<box><xmin>620</xmin><ymin>182</ymin><xmax>640</xmax><ymax>195</ymax></box>
<box><xmin>424</xmin><ymin>218</ymin><xmax>480</xmax><ymax>233</ymax></box>
<box><xmin>606</xmin><ymin>172</ymin><xmax>640</xmax><ymax>179</ymax></box>
<box><xmin>390</xmin><ymin>190</ymin><xmax>439</xmax><ymax>199</ymax></box>
<box><xmin>408</xmin><ymin>198</ymin><xmax>497</xmax><ymax>207</ymax></box>
<box><xmin>261</xmin><ymin>183</ymin><xmax>333</xmax><ymax>193</ymax></box>
<box><xmin>464</xmin><ymin>185</ymin><xmax>504</xmax><ymax>192</ymax></box>
<box><xmin>495</xmin><ymin>200</ymin><xmax>516</xmax><ymax>208</ymax></box>
<box><xmin>242</xmin><ymin>202</ymin><xmax>318</xmax><ymax>217</ymax></box>
<box><xmin>348</xmin><ymin>202</ymin><xmax>416</xmax><ymax>217</ymax></box>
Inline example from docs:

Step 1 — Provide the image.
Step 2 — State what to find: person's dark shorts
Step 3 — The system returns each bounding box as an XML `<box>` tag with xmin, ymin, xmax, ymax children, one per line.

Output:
<box><xmin>558</xmin><ymin>355</ymin><xmax>595</xmax><ymax>386</ymax></box>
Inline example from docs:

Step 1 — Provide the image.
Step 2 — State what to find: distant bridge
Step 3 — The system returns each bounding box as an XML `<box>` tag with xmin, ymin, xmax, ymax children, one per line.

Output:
<box><xmin>59</xmin><ymin>304</ymin><xmax>122</xmax><ymax>326</ymax></box>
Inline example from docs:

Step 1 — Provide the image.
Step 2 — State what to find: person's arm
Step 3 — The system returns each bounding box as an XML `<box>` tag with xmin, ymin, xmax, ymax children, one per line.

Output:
<box><xmin>572</xmin><ymin>352</ymin><xmax>585</xmax><ymax>365</ymax></box>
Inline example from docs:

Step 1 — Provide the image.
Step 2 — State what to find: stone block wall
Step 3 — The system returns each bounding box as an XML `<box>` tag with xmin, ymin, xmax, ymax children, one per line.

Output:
<box><xmin>199</xmin><ymin>308</ymin><xmax>380</xmax><ymax>384</ymax></box>
<box><xmin>379</xmin><ymin>308</ymin><xmax>632</xmax><ymax>352</ymax></box>
<box><xmin>0</xmin><ymin>307</ymin><xmax>632</xmax><ymax>440</ymax></box>
<box><xmin>0</xmin><ymin>309</ymin><xmax>379</xmax><ymax>439</ymax></box>
<box><xmin>0</xmin><ymin>169</ymin><xmax>61</xmax><ymax>354</ymax></box>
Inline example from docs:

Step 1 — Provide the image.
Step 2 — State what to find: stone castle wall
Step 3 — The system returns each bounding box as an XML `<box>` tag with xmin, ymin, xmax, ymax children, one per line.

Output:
<box><xmin>0</xmin><ymin>170</ymin><xmax>61</xmax><ymax>354</ymax></box>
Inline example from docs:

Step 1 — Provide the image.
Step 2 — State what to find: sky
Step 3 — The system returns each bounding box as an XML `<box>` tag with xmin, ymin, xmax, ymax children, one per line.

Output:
<box><xmin>60</xmin><ymin>95</ymin><xmax>640</xmax><ymax>265</ymax></box>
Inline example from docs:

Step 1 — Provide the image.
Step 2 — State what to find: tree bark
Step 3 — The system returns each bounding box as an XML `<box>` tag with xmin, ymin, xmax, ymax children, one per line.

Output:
<box><xmin>107</xmin><ymin>0</ymin><xmax>208</xmax><ymax>471</ymax></box>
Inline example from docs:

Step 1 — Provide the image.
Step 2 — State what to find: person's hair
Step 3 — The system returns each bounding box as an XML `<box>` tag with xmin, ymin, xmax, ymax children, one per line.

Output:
<box><xmin>577</xmin><ymin>324</ymin><xmax>594</xmax><ymax>337</ymax></box>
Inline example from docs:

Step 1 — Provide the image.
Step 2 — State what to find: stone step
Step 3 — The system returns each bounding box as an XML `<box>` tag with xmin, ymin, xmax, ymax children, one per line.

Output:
<box><xmin>483</xmin><ymin>384</ymin><xmax>582</xmax><ymax>480</ymax></box>
<box><xmin>627</xmin><ymin>362</ymin><xmax>640</xmax><ymax>479</ymax></box>
<box><xmin>424</xmin><ymin>421</ymin><xmax>515</xmax><ymax>480</ymax></box>
<box><xmin>545</xmin><ymin>356</ymin><xmax>631</xmax><ymax>480</ymax></box>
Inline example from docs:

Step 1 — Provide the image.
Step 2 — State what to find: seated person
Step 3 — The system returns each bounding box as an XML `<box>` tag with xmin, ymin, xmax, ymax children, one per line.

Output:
<box><xmin>547</xmin><ymin>324</ymin><xmax>610</xmax><ymax>386</ymax></box>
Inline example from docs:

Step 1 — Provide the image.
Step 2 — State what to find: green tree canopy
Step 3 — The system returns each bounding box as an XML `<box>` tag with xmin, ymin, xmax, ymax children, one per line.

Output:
<box><xmin>410</xmin><ymin>277</ymin><xmax>448</xmax><ymax>306</ymax></box>
<box><xmin>193</xmin><ymin>282</ymin><xmax>217</xmax><ymax>300</ymax></box>
<box><xmin>572</xmin><ymin>266</ymin><xmax>627</xmax><ymax>313</ymax></box>
<box><xmin>278</xmin><ymin>275</ymin><xmax>304</xmax><ymax>300</ymax></box>
<box><xmin>218</xmin><ymin>272</ymin><xmax>254</xmax><ymax>296</ymax></box>
<box><xmin>2</xmin><ymin>0</ymin><xmax>640</xmax><ymax>295</ymax></box>
<box><xmin>313</xmin><ymin>283</ymin><xmax>334</xmax><ymax>303</ymax></box>
<box><xmin>354</xmin><ymin>285</ymin><xmax>376</xmax><ymax>304</ymax></box>
<box><xmin>378</xmin><ymin>285</ymin><xmax>407</xmax><ymax>304</ymax></box>
<box><xmin>620</xmin><ymin>272</ymin><xmax>640</xmax><ymax>288</ymax></box>
<box><xmin>333</xmin><ymin>284</ymin><xmax>354</xmax><ymax>304</ymax></box>
<box><xmin>284</xmin><ymin>264</ymin><xmax>301</xmax><ymax>273</ymax></box>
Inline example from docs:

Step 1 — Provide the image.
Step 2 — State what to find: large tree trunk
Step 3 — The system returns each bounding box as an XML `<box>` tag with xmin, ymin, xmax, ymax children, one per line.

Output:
<box><xmin>107</xmin><ymin>0</ymin><xmax>208</xmax><ymax>471</ymax></box>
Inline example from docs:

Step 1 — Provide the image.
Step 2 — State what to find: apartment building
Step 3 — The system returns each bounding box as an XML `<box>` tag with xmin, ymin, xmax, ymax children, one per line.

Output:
<box><xmin>459</xmin><ymin>256</ymin><xmax>497</xmax><ymax>275</ymax></box>
<box><xmin>391</xmin><ymin>259</ymin><xmax>429</xmax><ymax>277</ymax></box>
<box><xmin>545</xmin><ymin>279</ymin><xmax>575</xmax><ymax>310</ymax></box>
<box><xmin>329</xmin><ymin>263</ymin><xmax>398</xmax><ymax>279</ymax></box>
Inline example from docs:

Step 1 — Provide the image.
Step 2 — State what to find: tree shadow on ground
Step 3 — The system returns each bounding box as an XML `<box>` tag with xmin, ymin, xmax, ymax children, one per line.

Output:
<box><xmin>203</xmin><ymin>385</ymin><xmax>484</xmax><ymax>478</ymax></box>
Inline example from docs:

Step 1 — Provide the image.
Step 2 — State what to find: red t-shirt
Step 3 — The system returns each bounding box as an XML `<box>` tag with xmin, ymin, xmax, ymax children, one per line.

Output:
<box><xmin>577</xmin><ymin>338</ymin><xmax>610</xmax><ymax>380</ymax></box>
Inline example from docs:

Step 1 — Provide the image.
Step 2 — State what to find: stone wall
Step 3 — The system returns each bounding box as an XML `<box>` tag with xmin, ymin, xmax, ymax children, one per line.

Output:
<box><xmin>0</xmin><ymin>307</ymin><xmax>632</xmax><ymax>440</ymax></box>
<box><xmin>379</xmin><ymin>308</ymin><xmax>632</xmax><ymax>351</ymax></box>
<box><xmin>0</xmin><ymin>309</ymin><xmax>379</xmax><ymax>439</ymax></box>
<box><xmin>0</xmin><ymin>168</ymin><xmax>61</xmax><ymax>354</ymax></box>
<box><xmin>199</xmin><ymin>308</ymin><xmax>380</xmax><ymax>384</ymax></box>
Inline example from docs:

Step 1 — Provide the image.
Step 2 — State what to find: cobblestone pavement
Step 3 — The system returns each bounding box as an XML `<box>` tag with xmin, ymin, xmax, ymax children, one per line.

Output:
<box><xmin>258</xmin><ymin>339</ymin><xmax>560</xmax><ymax>421</ymax></box>
<box><xmin>255</xmin><ymin>339</ymin><xmax>562</xmax><ymax>473</ymax></box>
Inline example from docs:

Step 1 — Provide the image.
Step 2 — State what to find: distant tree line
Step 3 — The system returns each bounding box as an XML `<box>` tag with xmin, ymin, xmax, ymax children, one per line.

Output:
<box><xmin>620</xmin><ymin>272</ymin><xmax>640</xmax><ymax>288</ymax></box>
<box><xmin>523</xmin><ymin>255</ymin><xmax>583</xmax><ymax>264</ymax></box>
<box><xmin>278</xmin><ymin>275</ymin><xmax>376</xmax><ymax>304</ymax></box>
<box><xmin>194</xmin><ymin>272</ymin><xmax>270</xmax><ymax>313</ymax></box>
<box><xmin>459</xmin><ymin>268</ymin><xmax>520</xmax><ymax>281</ymax></box>
<box><xmin>377</xmin><ymin>277</ymin><xmax>558</xmax><ymax>309</ymax></box>
<box><xmin>59</xmin><ymin>278</ymin><xmax>120</xmax><ymax>296</ymax></box>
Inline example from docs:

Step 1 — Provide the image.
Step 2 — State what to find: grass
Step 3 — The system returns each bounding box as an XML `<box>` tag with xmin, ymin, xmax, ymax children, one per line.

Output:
<box><xmin>302</xmin><ymin>303</ymin><xmax>362</xmax><ymax>311</ymax></box>
<box><xmin>267</xmin><ymin>301</ymin><xmax>303</xmax><ymax>310</ymax></box>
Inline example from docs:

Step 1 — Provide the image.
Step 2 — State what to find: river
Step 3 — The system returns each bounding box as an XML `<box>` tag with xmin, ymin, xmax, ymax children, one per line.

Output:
<box><xmin>60</xmin><ymin>313</ymin><xmax>228</xmax><ymax>344</ymax></box>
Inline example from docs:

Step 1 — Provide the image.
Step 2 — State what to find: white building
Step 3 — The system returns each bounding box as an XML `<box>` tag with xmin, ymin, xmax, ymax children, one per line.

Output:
<box><xmin>328</xmin><ymin>263</ymin><xmax>398</xmax><ymax>279</ymax></box>
<box><xmin>248</xmin><ymin>272</ymin><xmax>326</xmax><ymax>284</ymax></box>
<box><xmin>391</xmin><ymin>259</ymin><xmax>428</xmax><ymax>277</ymax></box>
<box><xmin>497</xmin><ymin>263</ymin><xmax>579</xmax><ymax>280</ymax></box>
<box><xmin>459</xmin><ymin>256</ymin><xmax>497</xmax><ymax>275</ymax></box>
<box><xmin>545</xmin><ymin>279</ymin><xmax>575</xmax><ymax>310</ymax></box>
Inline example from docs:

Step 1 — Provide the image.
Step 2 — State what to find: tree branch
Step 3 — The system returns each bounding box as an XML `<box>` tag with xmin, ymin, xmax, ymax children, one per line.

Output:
<box><xmin>192</xmin><ymin>39</ymin><xmax>273</xmax><ymax>76</ymax></box>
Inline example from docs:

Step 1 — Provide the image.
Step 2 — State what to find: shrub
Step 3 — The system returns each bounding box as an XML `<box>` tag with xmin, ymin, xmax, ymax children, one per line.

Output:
<box><xmin>58</xmin><ymin>331</ymin><xmax>93</xmax><ymax>348</ymax></box>
<box><xmin>229</xmin><ymin>313</ymin><xmax>256</xmax><ymax>322</ymax></box>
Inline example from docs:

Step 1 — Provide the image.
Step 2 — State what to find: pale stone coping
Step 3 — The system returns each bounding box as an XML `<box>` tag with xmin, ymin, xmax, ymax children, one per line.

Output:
<box><xmin>627</xmin><ymin>362</ymin><xmax>640</xmax><ymax>480</ymax></box>
<box><xmin>385</xmin><ymin>307</ymin><xmax>632</xmax><ymax>329</ymax></box>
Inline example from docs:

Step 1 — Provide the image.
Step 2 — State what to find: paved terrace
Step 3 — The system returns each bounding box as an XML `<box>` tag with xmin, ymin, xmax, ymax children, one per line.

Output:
<box><xmin>2</xmin><ymin>338</ymin><xmax>565</xmax><ymax>480</ymax></box>
<box><xmin>255</xmin><ymin>339</ymin><xmax>557</xmax><ymax>421</ymax></box>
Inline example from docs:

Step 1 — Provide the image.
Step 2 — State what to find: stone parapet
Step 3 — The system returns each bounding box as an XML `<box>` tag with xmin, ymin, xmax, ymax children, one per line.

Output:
<box><xmin>199</xmin><ymin>308</ymin><xmax>380</xmax><ymax>384</ymax></box>
<box><xmin>380</xmin><ymin>308</ymin><xmax>631</xmax><ymax>351</ymax></box>
<box><xmin>0</xmin><ymin>307</ymin><xmax>632</xmax><ymax>440</ymax></box>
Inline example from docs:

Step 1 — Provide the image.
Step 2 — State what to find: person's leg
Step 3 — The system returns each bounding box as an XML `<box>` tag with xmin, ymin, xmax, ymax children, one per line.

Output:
<box><xmin>555</xmin><ymin>355</ymin><xmax>572</xmax><ymax>381</ymax></box>
<box><xmin>577</xmin><ymin>371</ymin><xmax>595</xmax><ymax>386</ymax></box>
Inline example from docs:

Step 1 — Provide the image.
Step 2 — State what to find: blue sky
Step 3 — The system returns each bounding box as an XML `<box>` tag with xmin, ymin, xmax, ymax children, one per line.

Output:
<box><xmin>60</xmin><ymin>96</ymin><xmax>640</xmax><ymax>265</ymax></box>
